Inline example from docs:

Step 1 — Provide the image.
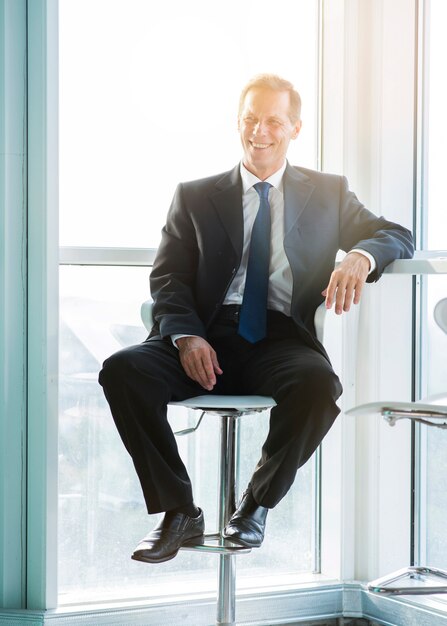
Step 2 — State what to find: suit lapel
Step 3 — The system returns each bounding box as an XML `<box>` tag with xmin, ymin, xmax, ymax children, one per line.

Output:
<box><xmin>208</xmin><ymin>163</ymin><xmax>315</xmax><ymax>258</ymax></box>
<box><xmin>283</xmin><ymin>164</ymin><xmax>315</xmax><ymax>238</ymax></box>
<box><xmin>209</xmin><ymin>165</ymin><xmax>244</xmax><ymax>258</ymax></box>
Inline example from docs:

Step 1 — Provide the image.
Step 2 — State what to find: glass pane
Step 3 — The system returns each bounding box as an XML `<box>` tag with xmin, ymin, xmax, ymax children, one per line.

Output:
<box><xmin>59</xmin><ymin>265</ymin><xmax>313</xmax><ymax>604</ymax></box>
<box><xmin>418</xmin><ymin>0</ymin><xmax>447</xmax><ymax>570</ymax></box>
<box><xmin>425</xmin><ymin>0</ymin><xmax>447</xmax><ymax>249</ymax></box>
<box><xmin>59</xmin><ymin>0</ymin><xmax>319</xmax><ymax>248</ymax></box>
<box><xmin>420</xmin><ymin>275</ymin><xmax>447</xmax><ymax>569</ymax></box>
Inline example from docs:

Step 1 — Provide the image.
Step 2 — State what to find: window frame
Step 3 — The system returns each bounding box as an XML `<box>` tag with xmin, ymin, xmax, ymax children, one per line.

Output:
<box><xmin>6</xmin><ymin>0</ymin><xmax>447</xmax><ymax>624</ymax></box>
<box><xmin>0</xmin><ymin>0</ymin><xmax>28</xmax><ymax>609</ymax></box>
<box><xmin>26</xmin><ymin>0</ymin><xmax>60</xmax><ymax>610</ymax></box>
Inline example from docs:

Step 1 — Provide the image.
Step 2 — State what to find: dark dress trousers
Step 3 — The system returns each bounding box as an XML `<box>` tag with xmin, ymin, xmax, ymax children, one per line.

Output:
<box><xmin>99</xmin><ymin>163</ymin><xmax>414</xmax><ymax>514</ymax></box>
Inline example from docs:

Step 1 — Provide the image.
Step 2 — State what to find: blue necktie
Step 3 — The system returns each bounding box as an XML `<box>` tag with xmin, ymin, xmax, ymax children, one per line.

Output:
<box><xmin>238</xmin><ymin>182</ymin><xmax>272</xmax><ymax>343</ymax></box>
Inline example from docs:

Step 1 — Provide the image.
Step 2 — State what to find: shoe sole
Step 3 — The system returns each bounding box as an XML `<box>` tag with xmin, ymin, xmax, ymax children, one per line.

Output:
<box><xmin>131</xmin><ymin>533</ymin><xmax>205</xmax><ymax>564</ymax></box>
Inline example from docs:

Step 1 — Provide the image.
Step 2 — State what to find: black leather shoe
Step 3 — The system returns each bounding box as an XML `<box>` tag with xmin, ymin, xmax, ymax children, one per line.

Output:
<box><xmin>222</xmin><ymin>490</ymin><xmax>268</xmax><ymax>548</ymax></box>
<box><xmin>131</xmin><ymin>509</ymin><xmax>205</xmax><ymax>564</ymax></box>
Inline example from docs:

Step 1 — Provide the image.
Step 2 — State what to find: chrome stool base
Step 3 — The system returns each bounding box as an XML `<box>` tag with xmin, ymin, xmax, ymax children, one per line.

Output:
<box><xmin>140</xmin><ymin>301</ymin><xmax>324</xmax><ymax>623</ymax></box>
<box><xmin>171</xmin><ymin>395</ymin><xmax>276</xmax><ymax>626</ymax></box>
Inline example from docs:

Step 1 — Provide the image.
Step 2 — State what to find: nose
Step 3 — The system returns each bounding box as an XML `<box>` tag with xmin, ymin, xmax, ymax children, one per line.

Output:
<box><xmin>253</xmin><ymin>120</ymin><xmax>266</xmax><ymax>135</ymax></box>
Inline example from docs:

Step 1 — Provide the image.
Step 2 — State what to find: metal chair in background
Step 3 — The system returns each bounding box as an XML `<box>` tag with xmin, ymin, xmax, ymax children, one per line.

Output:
<box><xmin>347</xmin><ymin>296</ymin><xmax>447</xmax><ymax>595</ymax></box>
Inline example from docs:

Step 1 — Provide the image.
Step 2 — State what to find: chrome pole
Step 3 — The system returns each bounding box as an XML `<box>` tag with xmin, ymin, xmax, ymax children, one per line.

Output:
<box><xmin>216</xmin><ymin>414</ymin><xmax>238</xmax><ymax>626</ymax></box>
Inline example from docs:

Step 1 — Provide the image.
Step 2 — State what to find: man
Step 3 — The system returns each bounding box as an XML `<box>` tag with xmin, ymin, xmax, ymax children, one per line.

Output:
<box><xmin>99</xmin><ymin>74</ymin><xmax>413</xmax><ymax>564</ymax></box>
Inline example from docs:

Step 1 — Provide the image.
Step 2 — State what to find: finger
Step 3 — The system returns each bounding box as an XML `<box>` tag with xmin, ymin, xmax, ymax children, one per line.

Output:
<box><xmin>180</xmin><ymin>352</ymin><xmax>210</xmax><ymax>389</ymax></box>
<box><xmin>343</xmin><ymin>283</ymin><xmax>355</xmax><ymax>312</ymax></box>
<box><xmin>329</xmin><ymin>276</ymin><xmax>344</xmax><ymax>314</ymax></box>
<box><xmin>211</xmin><ymin>351</ymin><xmax>223</xmax><ymax>375</ymax></box>
<box><xmin>180</xmin><ymin>356</ymin><xmax>201</xmax><ymax>386</ymax></box>
<box><xmin>334</xmin><ymin>289</ymin><xmax>343</xmax><ymax>314</ymax></box>
<box><xmin>188</xmin><ymin>355</ymin><xmax>215</xmax><ymax>390</ymax></box>
<box><xmin>324</xmin><ymin>275</ymin><xmax>337</xmax><ymax>309</ymax></box>
<box><xmin>178</xmin><ymin>338</ymin><xmax>219</xmax><ymax>390</ymax></box>
<box><xmin>200</xmin><ymin>351</ymin><xmax>217</xmax><ymax>387</ymax></box>
<box><xmin>334</xmin><ymin>277</ymin><xmax>349</xmax><ymax>314</ymax></box>
<box><xmin>353</xmin><ymin>279</ymin><xmax>365</xmax><ymax>304</ymax></box>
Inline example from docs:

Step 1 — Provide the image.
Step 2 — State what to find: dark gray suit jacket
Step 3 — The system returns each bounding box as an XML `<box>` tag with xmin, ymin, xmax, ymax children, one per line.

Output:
<box><xmin>149</xmin><ymin>163</ymin><xmax>414</xmax><ymax>356</ymax></box>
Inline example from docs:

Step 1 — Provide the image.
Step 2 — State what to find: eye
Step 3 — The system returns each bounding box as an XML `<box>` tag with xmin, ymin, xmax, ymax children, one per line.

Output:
<box><xmin>244</xmin><ymin>115</ymin><xmax>257</xmax><ymax>124</ymax></box>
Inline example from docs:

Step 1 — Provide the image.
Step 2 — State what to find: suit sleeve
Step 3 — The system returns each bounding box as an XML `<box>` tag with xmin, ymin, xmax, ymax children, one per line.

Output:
<box><xmin>150</xmin><ymin>183</ymin><xmax>207</xmax><ymax>339</ymax></box>
<box><xmin>338</xmin><ymin>176</ymin><xmax>414</xmax><ymax>282</ymax></box>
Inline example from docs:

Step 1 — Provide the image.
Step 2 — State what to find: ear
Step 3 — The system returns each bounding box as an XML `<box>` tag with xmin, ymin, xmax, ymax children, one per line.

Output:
<box><xmin>291</xmin><ymin>120</ymin><xmax>302</xmax><ymax>140</ymax></box>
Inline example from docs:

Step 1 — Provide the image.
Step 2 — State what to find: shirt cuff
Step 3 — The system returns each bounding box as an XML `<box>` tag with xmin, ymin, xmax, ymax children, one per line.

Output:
<box><xmin>349</xmin><ymin>248</ymin><xmax>376</xmax><ymax>274</ymax></box>
<box><xmin>171</xmin><ymin>334</ymin><xmax>198</xmax><ymax>348</ymax></box>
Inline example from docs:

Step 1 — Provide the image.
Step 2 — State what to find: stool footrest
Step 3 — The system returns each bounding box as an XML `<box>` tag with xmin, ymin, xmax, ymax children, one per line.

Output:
<box><xmin>368</xmin><ymin>566</ymin><xmax>447</xmax><ymax>595</ymax></box>
<box><xmin>181</xmin><ymin>534</ymin><xmax>251</xmax><ymax>554</ymax></box>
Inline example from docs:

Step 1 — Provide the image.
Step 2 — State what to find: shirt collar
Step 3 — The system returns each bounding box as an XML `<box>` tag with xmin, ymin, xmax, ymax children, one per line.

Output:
<box><xmin>240</xmin><ymin>160</ymin><xmax>287</xmax><ymax>194</ymax></box>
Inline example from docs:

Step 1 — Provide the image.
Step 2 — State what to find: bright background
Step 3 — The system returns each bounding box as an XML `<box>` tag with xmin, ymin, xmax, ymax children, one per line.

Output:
<box><xmin>58</xmin><ymin>0</ymin><xmax>320</xmax><ymax>604</ymax></box>
<box><xmin>59</xmin><ymin>0</ymin><xmax>319</xmax><ymax>249</ymax></box>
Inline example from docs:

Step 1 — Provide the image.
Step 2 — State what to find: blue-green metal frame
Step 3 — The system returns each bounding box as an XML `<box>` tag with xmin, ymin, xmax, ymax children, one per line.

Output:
<box><xmin>26</xmin><ymin>0</ymin><xmax>59</xmax><ymax>610</ymax></box>
<box><xmin>0</xmin><ymin>0</ymin><xmax>28</xmax><ymax>610</ymax></box>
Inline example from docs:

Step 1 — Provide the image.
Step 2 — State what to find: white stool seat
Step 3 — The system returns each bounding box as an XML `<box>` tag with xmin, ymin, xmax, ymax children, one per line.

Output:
<box><xmin>170</xmin><ymin>394</ymin><xmax>276</xmax><ymax>414</ymax></box>
<box><xmin>346</xmin><ymin>397</ymin><xmax>447</xmax><ymax>428</ymax></box>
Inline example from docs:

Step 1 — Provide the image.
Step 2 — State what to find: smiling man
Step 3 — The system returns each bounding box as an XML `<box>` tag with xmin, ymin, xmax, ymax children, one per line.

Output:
<box><xmin>99</xmin><ymin>74</ymin><xmax>413</xmax><ymax>563</ymax></box>
<box><xmin>238</xmin><ymin>85</ymin><xmax>301</xmax><ymax>181</ymax></box>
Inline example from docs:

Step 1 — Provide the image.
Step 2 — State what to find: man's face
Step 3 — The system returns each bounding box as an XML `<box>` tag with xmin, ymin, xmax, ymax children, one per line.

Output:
<box><xmin>238</xmin><ymin>87</ymin><xmax>301</xmax><ymax>180</ymax></box>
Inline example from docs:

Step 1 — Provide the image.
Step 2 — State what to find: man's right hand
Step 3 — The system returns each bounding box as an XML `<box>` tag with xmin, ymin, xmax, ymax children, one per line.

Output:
<box><xmin>176</xmin><ymin>336</ymin><xmax>223</xmax><ymax>391</ymax></box>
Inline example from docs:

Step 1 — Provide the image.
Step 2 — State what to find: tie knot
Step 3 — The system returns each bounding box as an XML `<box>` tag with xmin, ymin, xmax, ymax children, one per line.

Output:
<box><xmin>253</xmin><ymin>182</ymin><xmax>272</xmax><ymax>200</ymax></box>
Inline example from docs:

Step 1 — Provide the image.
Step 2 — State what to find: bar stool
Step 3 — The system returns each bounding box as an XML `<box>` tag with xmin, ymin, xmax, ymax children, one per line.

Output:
<box><xmin>173</xmin><ymin>394</ymin><xmax>276</xmax><ymax>626</ymax></box>
<box><xmin>346</xmin><ymin>296</ymin><xmax>447</xmax><ymax>595</ymax></box>
<box><xmin>140</xmin><ymin>301</ymin><xmax>328</xmax><ymax>625</ymax></box>
<box><xmin>140</xmin><ymin>302</ymin><xmax>276</xmax><ymax>625</ymax></box>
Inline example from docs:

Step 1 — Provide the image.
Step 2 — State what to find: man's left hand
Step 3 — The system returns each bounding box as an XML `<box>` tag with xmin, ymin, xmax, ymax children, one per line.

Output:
<box><xmin>322</xmin><ymin>252</ymin><xmax>370</xmax><ymax>315</ymax></box>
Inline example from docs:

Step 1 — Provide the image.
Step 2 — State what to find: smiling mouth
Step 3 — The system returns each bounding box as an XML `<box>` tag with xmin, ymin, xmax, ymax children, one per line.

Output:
<box><xmin>250</xmin><ymin>141</ymin><xmax>272</xmax><ymax>149</ymax></box>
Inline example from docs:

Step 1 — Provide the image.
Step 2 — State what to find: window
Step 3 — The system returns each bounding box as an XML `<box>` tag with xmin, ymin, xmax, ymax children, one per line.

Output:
<box><xmin>59</xmin><ymin>0</ymin><xmax>319</xmax><ymax>250</ymax></box>
<box><xmin>416</xmin><ymin>0</ymin><xmax>447</xmax><ymax>572</ymax></box>
<box><xmin>58</xmin><ymin>0</ymin><xmax>321</xmax><ymax>604</ymax></box>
